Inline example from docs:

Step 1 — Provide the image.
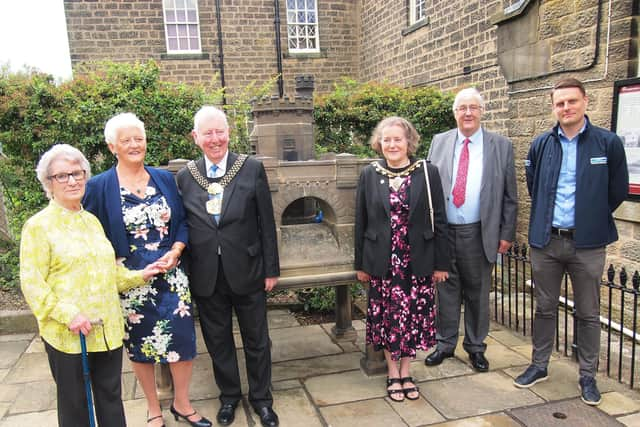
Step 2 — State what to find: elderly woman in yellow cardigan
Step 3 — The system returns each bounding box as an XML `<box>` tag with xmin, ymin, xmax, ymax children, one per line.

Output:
<box><xmin>20</xmin><ymin>144</ymin><xmax>163</xmax><ymax>427</ymax></box>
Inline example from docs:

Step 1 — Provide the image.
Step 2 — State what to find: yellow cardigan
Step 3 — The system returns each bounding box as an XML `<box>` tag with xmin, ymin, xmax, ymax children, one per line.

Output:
<box><xmin>20</xmin><ymin>201</ymin><xmax>145</xmax><ymax>354</ymax></box>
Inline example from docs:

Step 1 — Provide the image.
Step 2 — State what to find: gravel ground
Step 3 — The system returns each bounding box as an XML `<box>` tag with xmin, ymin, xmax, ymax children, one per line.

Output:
<box><xmin>0</xmin><ymin>287</ymin><xmax>29</xmax><ymax>311</ymax></box>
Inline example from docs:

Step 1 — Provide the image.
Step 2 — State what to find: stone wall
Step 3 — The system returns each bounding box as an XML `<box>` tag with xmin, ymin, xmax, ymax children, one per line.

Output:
<box><xmin>63</xmin><ymin>0</ymin><xmax>359</xmax><ymax>95</ymax></box>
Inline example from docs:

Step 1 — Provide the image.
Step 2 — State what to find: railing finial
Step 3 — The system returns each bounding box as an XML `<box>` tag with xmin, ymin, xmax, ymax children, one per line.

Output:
<box><xmin>607</xmin><ymin>264</ymin><xmax>615</xmax><ymax>282</ymax></box>
<box><xmin>620</xmin><ymin>267</ymin><xmax>628</xmax><ymax>288</ymax></box>
<box><xmin>632</xmin><ymin>270</ymin><xmax>639</xmax><ymax>291</ymax></box>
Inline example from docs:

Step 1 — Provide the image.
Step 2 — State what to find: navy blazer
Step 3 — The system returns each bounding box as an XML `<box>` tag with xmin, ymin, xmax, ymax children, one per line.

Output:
<box><xmin>83</xmin><ymin>166</ymin><xmax>189</xmax><ymax>258</ymax></box>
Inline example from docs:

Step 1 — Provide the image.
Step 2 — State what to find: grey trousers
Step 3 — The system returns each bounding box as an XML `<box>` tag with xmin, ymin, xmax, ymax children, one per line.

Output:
<box><xmin>530</xmin><ymin>235</ymin><xmax>605</xmax><ymax>377</ymax></box>
<box><xmin>435</xmin><ymin>222</ymin><xmax>493</xmax><ymax>354</ymax></box>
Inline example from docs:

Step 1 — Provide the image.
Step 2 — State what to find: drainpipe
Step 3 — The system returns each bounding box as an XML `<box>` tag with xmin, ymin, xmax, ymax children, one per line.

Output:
<box><xmin>273</xmin><ymin>0</ymin><xmax>284</xmax><ymax>98</ymax></box>
<box><xmin>215</xmin><ymin>0</ymin><xmax>227</xmax><ymax>105</ymax></box>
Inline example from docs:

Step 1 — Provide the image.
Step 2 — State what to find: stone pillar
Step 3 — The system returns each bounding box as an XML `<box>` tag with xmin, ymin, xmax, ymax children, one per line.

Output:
<box><xmin>156</xmin><ymin>364</ymin><xmax>173</xmax><ymax>399</ymax></box>
<box><xmin>330</xmin><ymin>284</ymin><xmax>357</xmax><ymax>342</ymax></box>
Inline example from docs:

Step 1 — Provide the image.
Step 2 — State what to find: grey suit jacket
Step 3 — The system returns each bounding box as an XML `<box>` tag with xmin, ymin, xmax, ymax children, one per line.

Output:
<box><xmin>428</xmin><ymin>128</ymin><xmax>517</xmax><ymax>263</ymax></box>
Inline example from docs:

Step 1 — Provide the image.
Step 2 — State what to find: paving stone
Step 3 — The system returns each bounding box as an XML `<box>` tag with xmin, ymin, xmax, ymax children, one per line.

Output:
<box><xmin>618</xmin><ymin>412</ymin><xmax>640</xmax><ymax>426</ymax></box>
<box><xmin>267</xmin><ymin>311</ymin><xmax>300</xmax><ymax>329</ymax></box>
<box><xmin>504</xmin><ymin>359</ymin><xmax>623</xmax><ymax>401</ymax></box>
<box><xmin>510</xmin><ymin>398</ymin><xmax>625</xmax><ymax>426</ymax></box>
<box><xmin>248</xmin><ymin>388</ymin><xmax>322</xmax><ymax>427</ymax></box>
<box><xmin>430</xmin><ymin>413</ymin><xmax>522</xmax><ymax>426</ymax></box>
<box><xmin>0</xmin><ymin>334</ymin><xmax>35</xmax><ymax>344</ymax></box>
<box><xmin>0</xmin><ymin>371</ymin><xmax>7</xmax><ymax>383</ymax></box>
<box><xmin>390</xmin><ymin>394</ymin><xmax>445</xmax><ymax>426</ymax></box>
<box><xmin>121</xmin><ymin>371</ymin><xmax>137</xmax><ymax>401</ymax></box>
<box><xmin>0</xmin><ymin>403</ymin><xmax>9</xmax><ymax>420</ymax></box>
<box><xmin>0</xmin><ymin>384</ymin><xmax>20</xmax><ymax>403</ymax></box>
<box><xmin>7</xmin><ymin>380</ymin><xmax>56</xmax><ymax>414</ymax></box>
<box><xmin>272</xmin><ymin>379</ymin><xmax>302</xmax><ymax>391</ymax></box>
<box><xmin>0</xmin><ymin>341</ymin><xmax>30</xmax><ymax>370</ymax></box>
<box><xmin>489</xmin><ymin>329</ymin><xmax>531</xmax><ymax>347</ymax></box>
<box><xmin>3</xmin><ymin>352</ymin><xmax>51</xmax><ymax>383</ymax></box>
<box><xmin>422</xmin><ymin>372</ymin><xmax>543</xmax><ymax>418</ymax></box>
<box><xmin>336</xmin><ymin>341</ymin><xmax>360</xmax><ymax>352</ymax></box>
<box><xmin>319</xmin><ymin>398</ymin><xmax>406</xmax><ymax>427</ymax></box>
<box><xmin>24</xmin><ymin>336</ymin><xmax>44</xmax><ymax>354</ymax></box>
<box><xmin>305</xmin><ymin>370</ymin><xmax>385</xmax><ymax>406</ymax></box>
<box><xmin>187</xmin><ymin>353</ymin><xmax>220</xmax><ymax>401</ymax></box>
<box><xmin>271</xmin><ymin>325</ymin><xmax>342</xmax><ymax>363</ymax></box>
<box><xmin>411</xmin><ymin>355</ymin><xmax>474</xmax><ymax>381</ymax></box>
<box><xmin>479</xmin><ymin>337</ymin><xmax>530</xmax><ymax>370</ymax></box>
<box><xmin>0</xmin><ymin>409</ymin><xmax>58</xmax><ymax>427</ymax></box>
<box><xmin>600</xmin><ymin>391</ymin><xmax>640</xmax><ymax>416</ymax></box>
<box><xmin>272</xmin><ymin>352</ymin><xmax>362</xmax><ymax>382</ymax></box>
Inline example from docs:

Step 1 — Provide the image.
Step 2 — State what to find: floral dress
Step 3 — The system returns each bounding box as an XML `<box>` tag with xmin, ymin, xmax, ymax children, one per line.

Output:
<box><xmin>366</xmin><ymin>174</ymin><xmax>437</xmax><ymax>361</ymax></box>
<box><xmin>119</xmin><ymin>181</ymin><xmax>196</xmax><ymax>363</ymax></box>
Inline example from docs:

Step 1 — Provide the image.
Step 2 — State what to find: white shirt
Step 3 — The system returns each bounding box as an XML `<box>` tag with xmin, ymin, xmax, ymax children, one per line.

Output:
<box><xmin>204</xmin><ymin>151</ymin><xmax>229</xmax><ymax>178</ymax></box>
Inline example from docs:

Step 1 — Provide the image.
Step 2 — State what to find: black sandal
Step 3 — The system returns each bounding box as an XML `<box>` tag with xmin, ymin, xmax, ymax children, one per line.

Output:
<box><xmin>147</xmin><ymin>414</ymin><xmax>165</xmax><ymax>427</ymax></box>
<box><xmin>401</xmin><ymin>377</ymin><xmax>420</xmax><ymax>400</ymax></box>
<box><xmin>387</xmin><ymin>377</ymin><xmax>404</xmax><ymax>402</ymax></box>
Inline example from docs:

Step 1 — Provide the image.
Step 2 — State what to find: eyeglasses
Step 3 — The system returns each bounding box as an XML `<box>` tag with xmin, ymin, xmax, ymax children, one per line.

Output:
<box><xmin>48</xmin><ymin>170</ymin><xmax>86</xmax><ymax>183</ymax></box>
<box><xmin>455</xmin><ymin>105</ymin><xmax>482</xmax><ymax>113</ymax></box>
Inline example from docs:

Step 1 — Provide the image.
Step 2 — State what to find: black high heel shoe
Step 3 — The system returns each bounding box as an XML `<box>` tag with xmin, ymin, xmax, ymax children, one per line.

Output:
<box><xmin>170</xmin><ymin>405</ymin><xmax>212</xmax><ymax>427</ymax></box>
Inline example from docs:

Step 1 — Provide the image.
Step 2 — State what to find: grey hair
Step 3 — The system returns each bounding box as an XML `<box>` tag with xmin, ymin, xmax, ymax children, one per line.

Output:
<box><xmin>104</xmin><ymin>112</ymin><xmax>146</xmax><ymax>146</ymax></box>
<box><xmin>35</xmin><ymin>144</ymin><xmax>91</xmax><ymax>200</ymax></box>
<box><xmin>452</xmin><ymin>87</ymin><xmax>485</xmax><ymax>112</ymax></box>
<box><xmin>193</xmin><ymin>106</ymin><xmax>228</xmax><ymax>133</ymax></box>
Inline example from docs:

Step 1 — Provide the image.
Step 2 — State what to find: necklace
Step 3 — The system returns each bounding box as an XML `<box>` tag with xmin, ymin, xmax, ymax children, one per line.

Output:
<box><xmin>372</xmin><ymin>160</ymin><xmax>421</xmax><ymax>178</ymax></box>
<box><xmin>117</xmin><ymin>168</ymin><xmax>149</xmax><ymax>196</ymax></box>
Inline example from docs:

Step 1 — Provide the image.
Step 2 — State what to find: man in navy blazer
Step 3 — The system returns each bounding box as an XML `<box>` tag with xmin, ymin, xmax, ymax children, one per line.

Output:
<box><xmin>176</xmin><ymin>106</ymin><xmax>280</xmax><ymax>427</ymax></box>
<box><xmin>425</xmin><ymin>88</ymin><xmax>518</xmax><ymax>372</ymax></box>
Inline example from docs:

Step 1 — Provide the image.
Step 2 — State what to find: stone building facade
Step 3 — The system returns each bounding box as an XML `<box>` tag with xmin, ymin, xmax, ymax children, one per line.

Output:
<box><xmin>63</xmin><ymin>0</ymin><xmax>639</xmax><ymax>268</ymax></box>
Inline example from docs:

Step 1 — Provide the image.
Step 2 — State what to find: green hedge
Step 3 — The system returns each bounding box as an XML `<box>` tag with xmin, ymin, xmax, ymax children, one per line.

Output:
<box><xmin>313</xmin><ymin>78</ymin><xmax>456</xmax><ymax>158</ymax></box>
<box><xmin>0</xmin><ymin>61</ymin><xmax>273</xmax><ymax>289</ymax></box>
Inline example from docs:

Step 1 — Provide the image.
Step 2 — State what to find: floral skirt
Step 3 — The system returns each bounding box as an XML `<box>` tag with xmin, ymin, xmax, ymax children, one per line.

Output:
<box><xmin>366</xmin><ymin>274</ymin><xmax>437</xmax><ymax>361</ymax></box>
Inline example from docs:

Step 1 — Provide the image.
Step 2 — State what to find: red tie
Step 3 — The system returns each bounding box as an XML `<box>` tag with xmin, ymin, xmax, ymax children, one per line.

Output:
<box><xmin>452</xmin><ymin>138</ymin><xmax>470</xmax><ymax>208</ymax></box>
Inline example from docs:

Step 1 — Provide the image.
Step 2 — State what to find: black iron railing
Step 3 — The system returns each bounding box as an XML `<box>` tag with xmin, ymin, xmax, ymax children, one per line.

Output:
<box><xmin>492</xmin><ymin>242</ymin><xmax>640</xmax><ymax>389</ymax></box>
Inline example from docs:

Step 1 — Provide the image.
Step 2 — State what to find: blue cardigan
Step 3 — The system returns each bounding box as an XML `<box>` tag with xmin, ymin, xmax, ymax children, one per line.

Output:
<box><xmin>83</xmin><ymin>166</ymin><xmax>189</xmax><ymax>258</ymax></box>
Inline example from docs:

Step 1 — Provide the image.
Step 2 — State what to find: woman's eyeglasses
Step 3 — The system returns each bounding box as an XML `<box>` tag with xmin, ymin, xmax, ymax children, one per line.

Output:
<box><xmin>48</xmin><ymin>170</ymin><xmax>86</xmax><ymax>183</ymax></box>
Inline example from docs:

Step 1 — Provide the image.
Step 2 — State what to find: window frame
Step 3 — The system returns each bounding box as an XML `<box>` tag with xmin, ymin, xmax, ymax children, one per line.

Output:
<box><xmin>162</xmin><ymin>0</ymin><xmax>203</xmax><ymax>55</ymax></box>
<box><xmin>285</xmin><ymin>0</ymin><xmax>320</xmax><ymax>54</ymax></box>
<box><xmin>408</xmin><ymin>0</ymin><xmax>427</xmax><ymax>26</ymax></box>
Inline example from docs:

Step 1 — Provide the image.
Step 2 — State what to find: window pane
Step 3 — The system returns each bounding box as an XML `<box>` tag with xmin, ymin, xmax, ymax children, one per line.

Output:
<box><xmin>307</xmin><ymin>0</ymin><xmax>315</xmax><ymax>8</ymax></box>
<box><xmin>307</xmin><ymin>11</ymin><xmax>316</xmax><ymax>23</ymax></box>
<box><xmin>178</xmin><ymin>24</ymin><xmax>187</xmax><ymax>36</ymax></box>
<box><xmin>167</xmin><ymin>25</ymin><xmax>177</xmax><ymax>37</ymax></box>
<box><xmin>186</xmin><ymin>0</ymin><xmax>196</xmax><ymax>8</ymax></box>
<box><xmin>165</xmin><ymin>10</ymin><xmax>175</xmax><ymax>22</ymax></box>
<box><xmin>308</xmin><ymin>25</ymin><xmax>316</xmax><ymax>36</ymax></box>
<box><xmin>288</xmin><ymin>38</ymin><xmax>298</xmax><ymax>49</ymax></box>
<box><xmin>168</xmin><ymin>38</ymin><xmax>178</xmax><ymax>50</ymax></box>
<box><xmin>187</xmin><ymin>10</ymin><xmax>197</xmax><ymax>21</ymax></box>
<box><xmin>163</xmin><ymin>0</ymin><xmax>175</xmax><ymax>8</ymax></box>
<box><xmin>287</xmin><ymin>0</ymin><xmax>295</xmax><ymax>8</ymax></box>
<box><xmin>297</xmin><ymin>0</ymin><xmax>305</xmax><ymax>8</ymax></box>
<box><xmin>298</xmin><ymin>11</ymin><xmax>306</xmax><ymax>23</ymax></box>
<box><xmin>179</xmin><ymin>38</ymin><xmax>189</xmax><ymax>50</ymax></box>
<box><xmin>309</xmin><ymin>38</ymin><xmax>316</xmax><ymax>49</ymax></box>
<box><xmin>288</xmin><ymin>26</ymin><xmax>297</xmax><ymax>37</ymax></box>
<box><xmin>176</xmin><ymin>10</ymin><xmax>186</xmax><ymax>22</ymax></box>
<box><xmin>176</xmin><ymin>0</ymin><xmax>186</xmax><ymax>8</ymax></box>
<box><xmin>190</xmin><ymin>38</ymin><xmax>200</xmax><ymax>49</ymax></box>
<box><xmin>287</xmin><ymin>11</ymin><xmax>295</xmax><ymax>23</ymax></box>
<box><xmin>187</xmin><ymin>25</ymin><xmax>198</xmax><ymax>36</ymax></box>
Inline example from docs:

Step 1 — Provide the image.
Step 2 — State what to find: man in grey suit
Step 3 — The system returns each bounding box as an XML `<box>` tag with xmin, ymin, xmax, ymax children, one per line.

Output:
<box><xmin>425</xmin><ymin>88</ymin><xmax>517</xmax><ymax>372</ymax></box>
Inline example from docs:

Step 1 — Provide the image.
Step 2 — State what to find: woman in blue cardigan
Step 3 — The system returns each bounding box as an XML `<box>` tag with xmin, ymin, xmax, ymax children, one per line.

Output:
<box><xmin>83</xmin><ymin>113</ymin><xmax>211</xmax><ymax>427</ymax></box>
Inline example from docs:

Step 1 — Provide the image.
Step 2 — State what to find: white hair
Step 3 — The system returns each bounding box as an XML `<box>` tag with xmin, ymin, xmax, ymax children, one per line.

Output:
<box><xmin>452</xmin><ymin>87</ymin><xmax>485</xmax><ymax>112</ymax></box>
<box><xmin>193</xmin><ymin>106</ymin><xmax>228</xmax><ymax>133</ymax></box>
<box><xmin>36</xmin><ymin>144</ymin><xmax>91</xmax><ymax>200</ymax></box>
<box><xmin>104</xmin><ymin>112</ymin><xmax>146</xmax><ymax>146</ymax></box>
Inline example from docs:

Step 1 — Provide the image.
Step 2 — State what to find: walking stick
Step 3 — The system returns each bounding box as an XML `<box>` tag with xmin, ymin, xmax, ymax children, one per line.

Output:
<box><xmin>79</xmin><ymin>319</ymin><xmax>103</xmax><ymax>427</ymax></box>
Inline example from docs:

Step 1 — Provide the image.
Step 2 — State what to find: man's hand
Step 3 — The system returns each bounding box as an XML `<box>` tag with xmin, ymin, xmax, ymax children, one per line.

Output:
<box><xmin>432</xmin><ymin>270</ymin><xmax>449</xmax><ymax>284</ymax></box>
<box><xmin>264</xmin><ymin>277</ymin><xmax>278</xmax><ymax>292</ymax></box>
<box><xmin>498</xmin><ymin>240</ymin><xmax>512</xmax><ymax>254</ymax></box>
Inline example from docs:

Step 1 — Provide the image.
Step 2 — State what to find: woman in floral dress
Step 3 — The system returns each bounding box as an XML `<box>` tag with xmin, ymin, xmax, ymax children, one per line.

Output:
<box><xmin>355</xmin><ymin>117</ymin><xmax>450</xmax><ymax>402</ymax></box>
<box><xmin>84</xmin><ymin>113</ymin><xmax>211</xmax><ymax>427</ymax></box>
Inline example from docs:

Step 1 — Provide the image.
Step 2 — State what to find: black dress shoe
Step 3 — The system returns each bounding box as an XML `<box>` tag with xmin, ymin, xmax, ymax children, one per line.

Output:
<box><xmin>170</xmin><ymin>405</ymin><xmax>212</xmax><ymax>427</ymax></box>
<box><xmin>255</xmin><ymin>406</ymin><xmax>279</xmax><ymax>427</ymax></box>
<box><xmin>424</xmin><ymin>349</ymin><xmax>454</xmax><ymax>366</ymax></box>
<box><xmin>215</xmin><ymin>403</ymin><xmax>236</xmax><ymax>426</ymax></box>
<box><xmin>469</xmin><ymin>352</ymin><xmax>489</xmax><ymax>372</ymax></box>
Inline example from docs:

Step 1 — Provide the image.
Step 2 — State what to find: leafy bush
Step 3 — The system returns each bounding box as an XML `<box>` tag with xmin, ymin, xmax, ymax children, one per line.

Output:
<box><xmin>296</xmin><ymin>283</ymin><xmax>364</xmax><ymax>313</ymax></box>
<box><xmin>313</xmin><ymin>79</ymin><xmax>456</xmax><ymax>158</ymax></box>
<box><xmin>0</xmin><ymin>61</ymin><xmax>273</xmax><ymax>289</ymax></box>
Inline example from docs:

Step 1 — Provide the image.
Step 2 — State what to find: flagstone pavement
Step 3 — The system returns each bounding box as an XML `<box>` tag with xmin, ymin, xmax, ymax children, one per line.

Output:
<box><xmin>0</xmin><ymin>309</ymin><xmax>639</xmax><ymax>426</ymax></box>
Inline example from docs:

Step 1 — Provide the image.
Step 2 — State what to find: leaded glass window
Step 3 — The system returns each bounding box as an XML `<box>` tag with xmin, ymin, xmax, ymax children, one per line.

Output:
<box><xmin>410</xmin><ymin>0</ymin><xmax>426</xmax><ymax>25</ymax></box>
<box><xmin>163</xmin><ymin>0</ymin><xmax>201</xmax><ymax>53</ymax></box>
<box><xmin>286</xmin><ymin>0</ymin><xmax>320</xmax><ymax>53</ymax></box>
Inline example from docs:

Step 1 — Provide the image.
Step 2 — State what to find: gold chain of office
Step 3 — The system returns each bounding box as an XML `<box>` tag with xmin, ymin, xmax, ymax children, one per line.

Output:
<box><xmin>187</xmin><ymin>155</ymin><xmax>248</xmax><ymax>193</ymax></box>
<box><xmin>372</xmin><ymin>160</ymin><xmax>422</xmax><ymax>178</ymax></box>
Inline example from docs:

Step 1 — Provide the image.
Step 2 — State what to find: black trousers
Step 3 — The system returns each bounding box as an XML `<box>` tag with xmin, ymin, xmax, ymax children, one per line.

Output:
<box><xmin>195</xmin><ymin>262</ymin><xmax>273</xmax><ymax>410</ymax></box>
<box><xmin>44</xmin><ymin>340</ymin><xmax>126</xmax><ymax>427</ymax></box>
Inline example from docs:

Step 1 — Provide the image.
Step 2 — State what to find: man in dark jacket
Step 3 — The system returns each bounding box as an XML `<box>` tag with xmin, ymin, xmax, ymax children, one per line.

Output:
<box><xmin>514</xmin><ymin>78</ymin><xmax>628</xmax><ymax>406</ymax></box>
